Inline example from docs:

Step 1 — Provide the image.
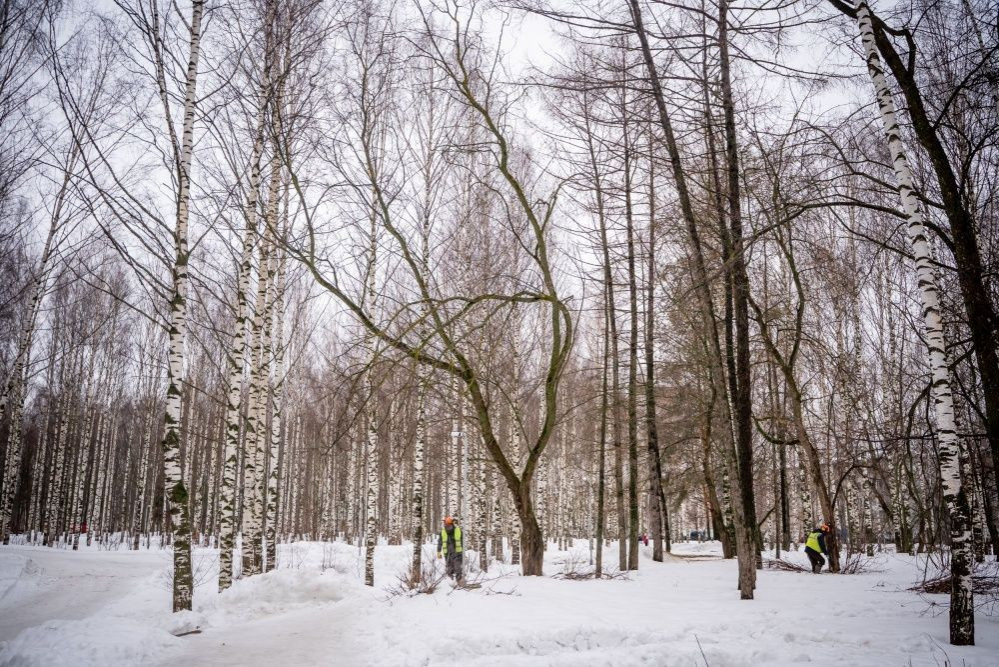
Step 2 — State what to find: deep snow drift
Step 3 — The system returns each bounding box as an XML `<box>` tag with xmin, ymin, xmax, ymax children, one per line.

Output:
<box><xmin>0</xmin><ymin>539</ymin><xmax>996</xmax><ymax>666</ymax></box>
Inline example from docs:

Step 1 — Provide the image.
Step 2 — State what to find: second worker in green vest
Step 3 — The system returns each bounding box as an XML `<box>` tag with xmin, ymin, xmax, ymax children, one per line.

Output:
<box><xmin>437</xmin><ymin>516</ymin><xmax>464</xmax><ymax>584</ymax></box>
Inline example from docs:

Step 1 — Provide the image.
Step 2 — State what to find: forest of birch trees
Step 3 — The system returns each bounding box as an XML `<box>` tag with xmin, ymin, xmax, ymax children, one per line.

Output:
<box><xmin>0</xmin><ymin>0</ymin><xmax>996</xmax><ymax>647</ymax></box>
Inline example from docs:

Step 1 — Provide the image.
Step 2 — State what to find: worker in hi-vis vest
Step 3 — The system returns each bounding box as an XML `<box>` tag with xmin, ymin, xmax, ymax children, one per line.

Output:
<box><xmin>804</xmin><ymin>523</ymin><xmax>832</xmax><ymax>573</ymax></box>
<box><xmin>437</xmin><ymin>516</ymin><xmax>464</xmax><ymax>583</ymax></box>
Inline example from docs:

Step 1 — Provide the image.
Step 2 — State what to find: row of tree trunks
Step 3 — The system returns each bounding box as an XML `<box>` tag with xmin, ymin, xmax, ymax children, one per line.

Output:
<box><xmin>627</xmin><ymin>0</ymin><xmax>757</xmax><ymax>599</ymax></box>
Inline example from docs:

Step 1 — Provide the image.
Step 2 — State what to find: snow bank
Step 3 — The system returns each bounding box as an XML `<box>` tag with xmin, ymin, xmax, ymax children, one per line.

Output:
<box><xmin>0</xmin><ymin>617</ymin><xmax>178</xmax><ymax>667</ymax></box>
<box><xmin>0</xmin><ymin>548</ymin><xmax>183</xmax><ymax>666</ymax></box>
<box><xmin>197</xmin><ymin>567</ymin><xmax>363</xmax><ymax>628</ymax></box>
<box><xmin>0</xmin><ymin>544</ymin><xmax>366</xmax><ymax>666</ymax></box>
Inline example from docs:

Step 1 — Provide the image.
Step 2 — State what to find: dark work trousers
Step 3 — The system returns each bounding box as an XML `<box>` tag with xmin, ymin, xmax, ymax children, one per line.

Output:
<box><xmin>446</xmin><ymin>552</ymin><xmax>464</xmax><ymax>582</ymax></box>
<box><xmin>805</xmin><ymin>546</ymin><xmax>825</xmax><ymax>573</ymax></box>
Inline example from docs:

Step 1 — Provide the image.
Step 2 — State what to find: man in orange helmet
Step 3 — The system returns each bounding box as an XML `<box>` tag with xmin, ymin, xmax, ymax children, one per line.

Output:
<box><xmin>437</xmin><ymin>516</ymin><xmax>464</xmax><ymax>583</ymax></box>
<box><xmin>804</xmin><ymin>523</ymin><xmax>832</xmax><ymax>573</ymax></box>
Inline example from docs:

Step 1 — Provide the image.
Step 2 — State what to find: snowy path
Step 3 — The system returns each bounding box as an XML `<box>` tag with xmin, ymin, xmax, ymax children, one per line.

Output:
<box><xmin>2</xmin><ymin>541</ymin><xmax>998</xmax><ymax>666</ymax></box>
<box><xmin>0</xmin><ymin>546</ymin><xmax>166</xmax><ymax>642</ymax></box>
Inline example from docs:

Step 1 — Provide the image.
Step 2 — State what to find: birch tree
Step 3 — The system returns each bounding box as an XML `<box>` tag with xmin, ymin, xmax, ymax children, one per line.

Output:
<box><xmin>160</xmin><ymin>0</ymin><xmax>205</xmax><ymax>612</ymax></box>
<box><xmin>852</xmin><ymin>0</ymin><xmax>974</xmax><ymax>644</ymax></box>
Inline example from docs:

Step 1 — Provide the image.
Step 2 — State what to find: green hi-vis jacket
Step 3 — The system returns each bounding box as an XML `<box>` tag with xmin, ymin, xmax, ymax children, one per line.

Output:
<box><xmin>806</xmin><ymin>530</ymin><xmax>826</xmax><ymax>554</ymax></box>
<box><xmin>439</xmin><ymin>526</ymin><xmax>463</xmax><ymax>556</ymax></box>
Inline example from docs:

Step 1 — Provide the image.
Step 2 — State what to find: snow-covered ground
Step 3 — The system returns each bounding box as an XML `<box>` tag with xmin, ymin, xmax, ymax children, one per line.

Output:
<box><xmin>1</xmin><ymin>539</ymin><xmax>997</xmax><ymax>666</ymax></box>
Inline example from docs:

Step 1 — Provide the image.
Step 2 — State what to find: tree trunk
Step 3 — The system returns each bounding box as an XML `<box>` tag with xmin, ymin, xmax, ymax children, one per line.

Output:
<box><xmin>594</xmin><ymin>135</ymin><xmax>624</xmax><ymax>570</ymax></box>
<box><xmin>516</xmin><ymin>483</ymin><xmax>544</xmax><ymax>576</ymax></box>
<box><xmin>644</xmin><ymin>161</ymin><xmax>667</xmax><ymax>561</ymax></box>
<box><xmin>856</xmin><ymin>1</ymin><xmax>974</xmax><ymax>644</ymax></box>
<box><xmin>411</xmin><ymin>366</ymin><xmax>427</xmax><ymax>582</ymax></box>
<box><xmin>363</xmin><ymin>196</ymin><xmax>379</xmax><ymax>587</ymax></box>
<box><xmin>595</xmin><ymin>294</ymin><xmax>611</xmax><ymax>577</ymax></box>
<box><xmin>160</xmin><ymin>0</ymin><xmax>204</xmax><ymax>613</ymax></box>
<box><xmin>263</xmin><ymin>58</ymin><xmax>289</xmax><ymax>573</ymax></box>
<box><xmin>867</xmin><ymin>10</ymin><xmax>999</xmax><ymax>501</ymax></box>
<box><xmin>701</xmin><ymin>393</ymin><xmax>733</xmax><ymax>558</ymax></box>
<box><xmin>218</xmin><ymin>23</ymin><xmax>270</xmax><ymax>588</ymax></box>
<box><xmin>622</xmin><ymin>100</ymin><xmax>640</xmax><ymax>571</ymax></box>
<box><xmin>582</xmin><ymin>86</ymin><xmax>609</xmax><ymax>577</ymax></box>
<box><xmin>628</xmin><ymin>0</ymin><xmax>753</xmax><ymax>598</ymax></box>
<box><xmin>718</xmin><ymin>0</ymin><xmax>759</xmax><ymax>581</ymax></box>
<box><xmin>242</xmin><ymin>206</ymin><xmax>273</xmax><ymax>578</ymax></box>
<box><xmin>265</xmin><ymin>225</ymin><xmax>286</xmax><ymax>572</ymax></box>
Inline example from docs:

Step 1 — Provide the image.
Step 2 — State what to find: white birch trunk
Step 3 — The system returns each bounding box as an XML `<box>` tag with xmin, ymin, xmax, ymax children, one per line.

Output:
<box><xmin>131</xmin><ymin>402</ymin><xmax>154</xmax><ymax>549</ymax></box>
<box><xmin>856</xmin><ymin>1</ymin><xmax>973</xmax><ymax>643</ymax></box>
<box><xmin>478</xmin><ymin>435</ymin><xmax>488</xmax><ymax>571</ymax></box>
<box><xmin>491</xmin><ymin>464</ymin><xmax>503</xmax><ymax>562</ymax></box>
<box><xmin>385</xmin><ymin>401</ymin><xmax>397</xmax><ymax>545</ymax></box>
<box><xmin>364</xmin><ymin>213</ymin><xmax>378</xmax><ymax>587</ymax></box>
<box><xmin>27</xmin><ymin>409</ymin><xmax>48</xmax><ymax>534</ymax></box>
<box><xmin>219</xmin><ymin>51</ymin><xmax>272</xmax><ymax>585</ymax></box>
<box><xmin>242</xmin><ymin>213</ymin><xmax>274</xmax><ymax>577</ymax></box>
<box><xmin>508</xmin><ymin>386</ymin><xmax>522</xmax><ymax>566</ymax></box>
<box><xmin>411</xmin><ymin>364</ymin><xmax>427</xmax><ymax>580</ymax></box>
<box><xmin>448</xmin><ymin>376</ymin><xmax>459</xmax><ymax>518</ymax></box>
<box><xmin>265</xmin><ymin>209</ymin><xmax>287</xmax><ymax>572</ymax></box>
<box><xmin>157</xmin><ymin>0</ymin><xmax>204</xmax><ymax>612</ymax></box>
<box><xmin>44</xmin><ymin>390</ymin><xmax>70</xmax><ymax>545</ymax></box>
<box><xmin>346</xmin><ymin>424</ymin><xmax>357</xmax><ymax>542</ymax></box>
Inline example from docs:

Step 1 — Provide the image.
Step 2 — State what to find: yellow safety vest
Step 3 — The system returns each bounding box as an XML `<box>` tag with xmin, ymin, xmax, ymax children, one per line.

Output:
<box><xmin>440</xmin><ymin>526</ymin><xmax>463</xmax><ymax>556</ymax></box>
<box><xmin>806</xmin><ymin>530</ymin><xmax>822</xmax><ymax>552</ymax></box>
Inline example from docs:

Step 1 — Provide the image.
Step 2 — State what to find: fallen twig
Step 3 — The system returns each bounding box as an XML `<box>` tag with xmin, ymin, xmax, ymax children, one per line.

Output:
<box><xmin>763</xmin><ymin>558</ymin><xmax>808</xmax><ymax>572</ymax></box>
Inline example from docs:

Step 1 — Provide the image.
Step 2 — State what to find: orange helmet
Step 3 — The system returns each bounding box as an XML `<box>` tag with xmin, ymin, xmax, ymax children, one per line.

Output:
<box><xmin>820</xmin><ymin>523</ymin><xmax>831</xmax><ymax>532</ymax></box>
<box><xmin>444</xmin><ymin>516</ymin><xmax>455</xmax><ymax>526</ymax></box>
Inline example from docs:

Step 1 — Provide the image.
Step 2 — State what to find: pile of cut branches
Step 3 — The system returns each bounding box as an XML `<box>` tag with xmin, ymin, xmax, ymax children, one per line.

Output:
<box><xmin>385</xmin><ymin>560</ymin><xmax>447</xmax><ymax>598</ymax></box>
<box><xmin>764</xmin><ymin>554</ymin><xmax>881</xmax><ymax>574</ymax></box>
<box><xmin>909</xmin><ymin>561</ymin><xmax>999</xmax><ymax>616</ymax></box>
<box><xmin>910</xmin><ymin>567</ymin><xmax>999</xmax><ymax>596</ymax></box>
<box><xmin>764</xmin><ymin>558</ymin><xmax>807</xmax><ymax>572</ymax></box>
<box><xmin>552</xmin><ymin>568</ymin><xmax>631</xmax><ymax>581</ymax></box>
<box><xmin>554</xmin><ymin>568</ymin><xmax>632</xmax><ymax>581</ymax></box>
<box><xmin>840</xmin><ymin>553</ymin><xmax>882</xmax><ymax>574</ymax></box>
<box><xmin>550</xmin><ymin>548</ymin><xmax>632</xmax><ymax>580</ymax></box>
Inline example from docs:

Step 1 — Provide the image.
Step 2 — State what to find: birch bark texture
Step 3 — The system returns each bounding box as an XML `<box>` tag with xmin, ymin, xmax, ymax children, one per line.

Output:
<box><xmin>160</xmin><ymin>0</ymin><xmax>205</xmax><ymax>613</ymax></box>
<box><xmin>263</xmin><ymin>49</ymin><xmax>290</xmax><ymax>573</ymax></box>
<box><xmin>0</xmin><ymin>217</ymin><xmax>57</xmax><ymax>543</ymax></box>
<box><xmin>855</xmin><ymin>0</ymin><xmax>973</xmax><ymax>645</ymax></box>
<box><xmin>218</xmin><ymin>24</ymin><xmax>271</xmax><ymax>588</ymax></box>
<box><xmin>364</xmin><ymin>210</ymin><xmax>379</xmax><ymax>588</ymax></box>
